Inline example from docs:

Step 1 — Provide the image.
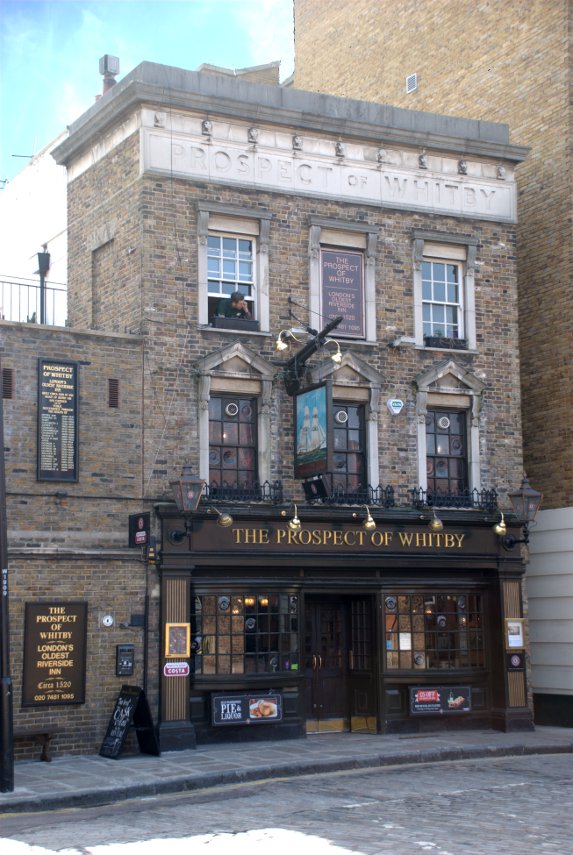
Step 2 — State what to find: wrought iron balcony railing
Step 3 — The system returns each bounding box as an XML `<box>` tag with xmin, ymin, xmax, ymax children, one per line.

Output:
<box><xmin>314</xmin><ymin>484</ymin><xmax>396</xmax><ymax>507</ymax></box>
<box><xmin>204</xmin><ymin>480</ymin><xmax>284</xmax><ymax>504</ymax></box>
<box><xmin>410</xmin><ymin>487</ymin><xmax>498</xmax><ymax>512</ymax></box>
<box><xmin>0</xmin><ymin>276</ymin><xmax>67</xmax><ymax>326</ymax></box>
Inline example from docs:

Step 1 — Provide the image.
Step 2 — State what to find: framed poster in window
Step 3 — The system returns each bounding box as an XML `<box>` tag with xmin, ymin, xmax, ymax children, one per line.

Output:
<box><xmin>293</xmin><ymin>381</ymin><xmax>333</xmax><ymax>479</ymax></box>
<box><xmin>505</xmin><ymin>618</ymin><xmax>525</xmax><ymax>650</ymax></box>
<box><xmin>165</xmin><ymin>623</ymin><xmax>191</xmax><ymax>658</ymax></box>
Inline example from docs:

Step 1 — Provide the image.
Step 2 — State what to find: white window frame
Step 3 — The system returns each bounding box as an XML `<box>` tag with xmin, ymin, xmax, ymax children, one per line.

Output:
<box><xmin>207</xmin><ymin>232</ymin><xmax>256</xmax><ymax>315</ymax></box>
<box><xmin>197</xmin><ymin>204</ymin><xmax>271</xmax><ymax>331</ymax></box>
<box><xmin>413</xmin><ymin>231</ymin><xmax>477</xmax><ymax>350</ymax></box>
<box><xmin>421</xmin><ymin>257</ymin><xmax>464</xmax><ymax>340</ymax></box>
<box><xmin>309</xmin><ymin>217</ymin><xmax>378</xmax><ymax>343</ymax></box>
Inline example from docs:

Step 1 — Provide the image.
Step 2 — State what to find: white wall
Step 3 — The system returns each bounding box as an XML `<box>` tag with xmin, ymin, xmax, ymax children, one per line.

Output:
<box><xmin>0</xmin><ymin>132</ymin><xmax>68</xmax><ymax>286</ymax></box>
<box><xmin>527</xmin><ymin>507</ymin><xmax>573</xmax><ymax>696</ymax></box>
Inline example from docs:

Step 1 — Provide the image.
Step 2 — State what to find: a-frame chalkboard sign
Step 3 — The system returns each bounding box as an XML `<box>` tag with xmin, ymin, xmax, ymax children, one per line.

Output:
<box><xmin>99</xmin><ymin>685</ymin><xmax>160</xmax><ymax>759</ymax></box>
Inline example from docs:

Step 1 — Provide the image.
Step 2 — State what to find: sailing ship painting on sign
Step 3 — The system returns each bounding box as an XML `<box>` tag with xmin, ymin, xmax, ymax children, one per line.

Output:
<box><xmin>293</xmin><ymin>381</ymin><xmax>333</xmax><ymax>479</ymax></box>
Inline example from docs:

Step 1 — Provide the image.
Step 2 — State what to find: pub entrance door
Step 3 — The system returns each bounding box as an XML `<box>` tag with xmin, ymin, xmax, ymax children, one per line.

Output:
<box><xmin>304</xmin><ymin>595</ymin><xmax>377</xmax><ymax>734</ymax></box>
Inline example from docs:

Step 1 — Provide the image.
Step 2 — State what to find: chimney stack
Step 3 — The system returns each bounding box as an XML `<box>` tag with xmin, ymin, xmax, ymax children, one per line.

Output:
<box><xmin>98</xmin><ymin>55</ymin><xmax>120</xmax><ymax>96</ymax></box>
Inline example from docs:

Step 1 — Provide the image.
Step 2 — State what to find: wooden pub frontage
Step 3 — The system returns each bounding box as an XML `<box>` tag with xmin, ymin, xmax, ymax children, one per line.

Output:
<box><xmin>157</xmin><ymin>502</ymin><xmax>532</xmax><ymax>747</ymax></box>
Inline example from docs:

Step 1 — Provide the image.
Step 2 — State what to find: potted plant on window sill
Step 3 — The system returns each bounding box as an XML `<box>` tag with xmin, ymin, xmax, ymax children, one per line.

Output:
<box><xmin>424</xmin><ymin>330</ymin><xmax>467</xmax><ymax>349</ymax></box>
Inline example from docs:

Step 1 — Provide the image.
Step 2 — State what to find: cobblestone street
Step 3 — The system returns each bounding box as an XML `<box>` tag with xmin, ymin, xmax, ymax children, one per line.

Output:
<box><xmin>2</xmin><ymin>754</ymin><xmax>572</xmax><ymax>854</ymax></box>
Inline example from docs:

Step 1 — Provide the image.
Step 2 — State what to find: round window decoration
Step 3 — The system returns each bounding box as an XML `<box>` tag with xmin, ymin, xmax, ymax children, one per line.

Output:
<box><xmin>385</xmin><ymin>596</ymin><xmax>397</xmax><ymax>612</ymax></box>
<box><xmin>245</xmin><ymin>617</ymin><xmax>256</xmax><ymax>631</ymax></box>
<box><xmin>225</xmin><ymin>402</ymin><xmax>239</xmax><ymax>417</ymax></box>
<box><xmin>438</xmin><ymin>416</ymin><xmax>451</xmax><ymax>430</ymax></box>
<box><xmin>218</xmin><ymin>596</ymin><xmax>230</xmax><ymax>612</ymax></box>
<box><xmin>335</xmin><ymin>410</ymin><xmax>348</xmax><ymax>424</ymax></box>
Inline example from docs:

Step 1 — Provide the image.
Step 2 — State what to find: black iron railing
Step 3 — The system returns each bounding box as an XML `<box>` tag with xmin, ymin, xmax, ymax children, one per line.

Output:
<box><xmin>313</xmin><ymin>484</ymin><xmax>396</xmax><ymax>507</ymax></box>
<box><xmin>204</xmin><ymin>480</ymin><xmax>284</xmax><ymax>504</ymax></box>
<box><xmin>0</xmin><ymin>276</ymin><xmax>67</xmax><ymax>326</ymax></box>
<box><xmin>409</xmin><ymin>487</ymin><xmax>498</xmax><ymax>512</ymax></box>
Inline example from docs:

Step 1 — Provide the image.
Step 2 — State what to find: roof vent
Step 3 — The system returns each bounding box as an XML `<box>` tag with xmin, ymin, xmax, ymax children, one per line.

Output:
<box><xmin>406</xmin><ymin>73</ymin><xmax>417</xmax><ymax>94</ymax></box>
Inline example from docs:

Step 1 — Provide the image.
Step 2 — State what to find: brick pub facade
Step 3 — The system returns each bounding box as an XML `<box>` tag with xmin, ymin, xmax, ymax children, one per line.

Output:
<box><xmin>293</xmin><ymin>0</ymin><xmax>573</xmax><ymax>728</ymax></box>
<box><xmin>2</xmin><ymin>62</ymin><xmax>533</xmax><ymax>756</ymax></box>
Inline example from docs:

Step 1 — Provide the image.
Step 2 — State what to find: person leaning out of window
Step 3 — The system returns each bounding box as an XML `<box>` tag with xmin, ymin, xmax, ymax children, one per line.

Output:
<box><xmin>217</xmin><ymin>291</ymin><xmax>252</xmax><ymax>319</ymax></box>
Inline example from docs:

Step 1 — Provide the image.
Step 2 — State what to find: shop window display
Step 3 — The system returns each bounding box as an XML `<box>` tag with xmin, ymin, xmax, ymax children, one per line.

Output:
<box><xmin>191</xmin><ymin>593</ymin><xmax>299</xmax><ymax>675</ymax></box>
<box><xmin>384</xmin><ymin>593</ymin><xmax>484</xmax><ymax>671</ymax></box>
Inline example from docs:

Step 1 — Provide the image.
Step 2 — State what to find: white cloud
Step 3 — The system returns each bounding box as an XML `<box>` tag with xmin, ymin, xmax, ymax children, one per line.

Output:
<box><xmin>237</xmin><ymin>0</ymin><xmax>294</xmax><ymax>79</ymax></box>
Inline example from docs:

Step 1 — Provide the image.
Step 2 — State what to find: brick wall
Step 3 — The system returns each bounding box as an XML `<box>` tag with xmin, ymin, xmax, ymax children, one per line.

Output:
<box><xmin>294</xmin><ymin>0</ymin><xmax>573</xmax><ymax>508</ymax></box>
<box><xmin>0</xmin><ymin>322</ymin><xmax>164</xmax><ymax>756</ymax></box>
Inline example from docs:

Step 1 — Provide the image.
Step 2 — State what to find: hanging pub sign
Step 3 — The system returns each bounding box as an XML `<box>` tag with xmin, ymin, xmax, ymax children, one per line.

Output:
<box><xmin>128</xmin><ymin>512</ymin><xmax>150</xmax><ymax>547</ymax></box>
<box><xmin>293</xmin><ymin>380</ymin><xmax>333</xmax><ymax>479</ymax></box>
<box><xmin>37</xmin><ymin>359</ymin><xmax>79</xmax><ymax>481</ymax></box>
<box><xmin>22</xmin><ymin>601</ymin><xmax>88</xmax><ymax>706</ymax></box>
<box><xmin>320</xmin><ymin>248</ymin><xmax>365</xmax><ymax>338</ymax></box>
<box><xmin>409</xmin><ymin>685</ymin><xmax>471</xmax><ymax>715</ymax></box>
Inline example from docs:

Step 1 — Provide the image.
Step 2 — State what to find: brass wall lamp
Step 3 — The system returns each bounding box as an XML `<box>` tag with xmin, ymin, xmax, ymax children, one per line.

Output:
<box><xmin>429</xmin><ymin>509</ymin><xmax>444</xmax><ymax>532</ymax></box>
<box><xmin>417</xmin><ymin>508</ymin><xmax>444</xmax><ymax>531</ymax></box>
<box><xmin>281</xmin><ymin>504</ymin><xmax>301</xmax><ymax>532</ymax></box>
<box><xmin>208</xmin><ymin>507</ymin><xmax>234</xmax><ymax>528</ymax></box>
<box><xmin>353</xmin><ymin>505</ymin><xmax>377</xmax><ymax>530</ymax></box>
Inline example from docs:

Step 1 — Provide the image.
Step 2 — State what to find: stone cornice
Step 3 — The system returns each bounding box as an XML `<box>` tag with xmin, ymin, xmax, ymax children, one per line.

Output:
<box><xmin>53</xmin><ymin>62</ymin><xmax>529</xmax><ymax>167</ymax></box>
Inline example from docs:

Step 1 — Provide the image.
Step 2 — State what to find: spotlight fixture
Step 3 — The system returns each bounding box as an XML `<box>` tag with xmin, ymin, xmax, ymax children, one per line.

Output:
<box><xmin>429</xmin><ymin>509</ymin><xmax>444</xmax><ymax>532</ymax></box>
<box><xmin>275</xmin><ymin>332</ymin><xmax>289</xmax><ymax>352</ymax></box>
<box><xmin>352</xmin><ymin>505</ymin><xmax>377</xmax><ymax>530</ymax></box>
<box><xmin>493</xmin><ymin>511</ymin><xmax>507</xmax><ymax>536</ymax></box>
<box><xmin>281</xmin><ymin>503</ymin><xmax>301</xmax><ymax>533</ymax></box>
<box><xmin>208</xmin><ymin>507</ymin><xmax>234</xmax><ymax>528</ymax></box>
<box><xmin>325</xmin><ymin>338</ymin><xmax>342</xmax><ymax>364</ymax></box>
<box><xmin>275</xmin><ymin>329</ymin><xmax>303</xmax><ymax>352</ymax></box>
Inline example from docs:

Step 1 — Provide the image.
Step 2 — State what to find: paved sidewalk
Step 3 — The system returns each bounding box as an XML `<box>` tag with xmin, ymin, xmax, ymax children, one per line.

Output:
<box><xmin>1</xmin><ymin>726</ymin><xmax>571</xmax><ymax>814</ymax></box>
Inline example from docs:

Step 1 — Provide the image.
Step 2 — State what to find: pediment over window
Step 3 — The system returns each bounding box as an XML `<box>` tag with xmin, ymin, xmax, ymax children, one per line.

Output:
<box><xmin>415</xmin><ymin>359</ymin><xmax>485</xmax><ymax>397</ymax></box>
<box><xmin>197</xmin><ymin>341</ymin><xmax>275</xmax><ymax>383</ymax></box>
<box><xmin>310</xmin><ymin>350</ymin><xmax>384</xmax><ymax>390</ymax></box>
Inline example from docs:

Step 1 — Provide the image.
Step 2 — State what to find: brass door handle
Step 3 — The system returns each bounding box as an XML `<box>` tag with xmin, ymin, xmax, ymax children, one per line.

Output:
<box><xmin>312</xmin><ymin>654</ymin><xmax>317</xmax><ymax>670</ymax></box>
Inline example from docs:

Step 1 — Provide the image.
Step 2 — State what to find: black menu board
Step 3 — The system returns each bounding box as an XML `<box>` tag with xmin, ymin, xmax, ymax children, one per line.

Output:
<box><xmin>99</xmin><ymin>685</ymin><xmax>160</xmax><ymax>759</ymax></box>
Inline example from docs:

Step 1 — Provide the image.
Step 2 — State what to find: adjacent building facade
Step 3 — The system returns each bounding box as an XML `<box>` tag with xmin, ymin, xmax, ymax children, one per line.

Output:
<box><xmin>293</xmin><ymin>0</ymin><xmax>573</xmax><ymax>727</ymax></box>
<box><xmin>2</xmin><ymin>62</ymin><xmax>534</xmax><ymax>757</ymax></box>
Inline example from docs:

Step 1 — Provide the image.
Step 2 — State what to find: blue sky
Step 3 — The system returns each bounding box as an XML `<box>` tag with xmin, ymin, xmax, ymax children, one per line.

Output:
<box><xmin>0</xmin><ymin>0</ymin><xmax>295</xmax><ymax>185</ymax></box>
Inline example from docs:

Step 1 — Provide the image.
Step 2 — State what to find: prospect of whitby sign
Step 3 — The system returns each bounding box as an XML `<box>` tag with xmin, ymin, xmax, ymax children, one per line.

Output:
<box><xmin>37</xmin><ymin>359</ymin><xmax>79</xmax><ymax>481</ymax></box>
<box><xmin>181</xmin><ymin>521</ymin><xmax>496</xmax><ymax>556</ymax></box>
<box><xmin>144</xmin><ymin>129</ymin><xmax>516</xmax><ymax>222</ymax></box>
<box><xmin>22</xmin><ymin>601</ymin><xmax>87</xmax><ymax>706</ymax></box>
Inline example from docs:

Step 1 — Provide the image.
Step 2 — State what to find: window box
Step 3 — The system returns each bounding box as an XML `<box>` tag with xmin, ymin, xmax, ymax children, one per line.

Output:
<box><xmin>212</xmin><ymin>317</ymin><xmax>260</xmax><ymax>332</ymax></box>
<box><xmin>424</xmin><ymin>336</ymin><xmax>467</xmax><ymax>350</ymax></box>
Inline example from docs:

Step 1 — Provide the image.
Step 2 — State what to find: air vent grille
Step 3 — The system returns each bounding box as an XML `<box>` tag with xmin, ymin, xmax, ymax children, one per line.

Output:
<box><xmin>108</xmin><ymin>378</ymin><xmax>119</xmax><ymax>408</ymax></box>
<box><xmin>2</xmin><ymin>368</ymin><xmax>14</xmax><ymax>399</ymax></box>
<box><xmin>406</xmin><ymin>72</ymin><xmax>417</xmax><ymax>93</ymax></box>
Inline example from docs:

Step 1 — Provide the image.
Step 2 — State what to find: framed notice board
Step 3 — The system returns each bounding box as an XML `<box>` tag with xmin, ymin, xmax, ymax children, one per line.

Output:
<box><xmin>22</xmin><ymin>601</ymin><xmax>88</xmax><ymax>706</ymax></box>
<box><xmin>37</xmin><ymin>359</ymin><xmax>79</xmax><ymax>481</ymax></box>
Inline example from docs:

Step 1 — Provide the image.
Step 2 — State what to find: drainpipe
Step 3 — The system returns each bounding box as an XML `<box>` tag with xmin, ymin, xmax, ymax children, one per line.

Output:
<box><xmin>0</xmin><ymin>359</ymin><xmax>14</xmax><ymax>792</ymax></box>
<box><xmin>37</xmin><ymin>248</ymin><xmax>50</xmax><ymax>325</ymax></box>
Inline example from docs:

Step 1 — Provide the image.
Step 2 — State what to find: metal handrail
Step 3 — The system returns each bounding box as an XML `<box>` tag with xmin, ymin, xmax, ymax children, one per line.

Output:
<box><xmin>0</xmin><ymin>276</ymin><xmax>67</xmax><ymax>326</ymax></box>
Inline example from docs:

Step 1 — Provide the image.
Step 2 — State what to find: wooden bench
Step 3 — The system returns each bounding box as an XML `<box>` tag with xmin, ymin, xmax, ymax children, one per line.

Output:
<box><xmin>14</xmin><ymin>727</ymin><xmax>62</xmax><ymax>762</ymax></box>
